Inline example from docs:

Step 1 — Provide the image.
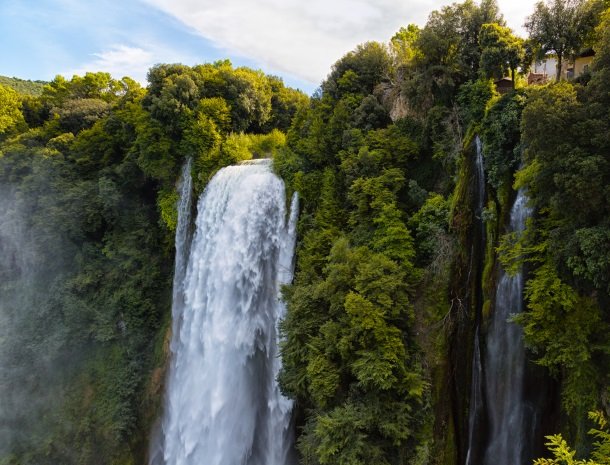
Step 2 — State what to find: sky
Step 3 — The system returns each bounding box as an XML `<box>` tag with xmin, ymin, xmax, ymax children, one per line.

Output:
<box><xmin>0</xmin><ymin>0</ymin><xmax>537</xmax><ymax>94</ymax></box>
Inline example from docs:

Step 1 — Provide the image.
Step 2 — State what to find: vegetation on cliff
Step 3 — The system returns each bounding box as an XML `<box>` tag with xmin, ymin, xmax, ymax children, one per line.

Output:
<box><xmin>277</xmin><ymin>0</ymin><xmax>609</xmax><ymax>463</ymax></box>
<box><xmin>0</xmin><ymin>0</ymin><xmax>609</xmax><ymax>464</ymax></box>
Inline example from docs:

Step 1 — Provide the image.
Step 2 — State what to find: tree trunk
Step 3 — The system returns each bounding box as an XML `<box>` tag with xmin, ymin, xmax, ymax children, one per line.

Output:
<box><xmin>556</xmin><ymin>53</ymin><xmax>563</xmax><ymax>82</ymax></box>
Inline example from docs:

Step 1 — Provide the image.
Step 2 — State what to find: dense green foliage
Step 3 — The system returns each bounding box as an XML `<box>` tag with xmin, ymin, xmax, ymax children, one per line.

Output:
<box><xmin>0</xmin><ymin>64</ymin><xmax>305</xmax><ymax>465</ymax></box>
<box><xmin>480</xmin><ymin>90</ymin><xmax>526</xmax><ymax>191</ymax></box>
<box><xmin>396</xmin><ymin>0</ymin><xmax>504</xmax><ymax>110</ymax></box>
<box><xmin>534</xmin><ymin>411</ymin><xmax>610</xmax><ymax>465</ymax></box>
<box><xmin>0</xmin><ymin>84</ymin><xmax>26</xmax><ymax>135</ymax></box>
<box><xmin>1</xmin><ymin>1</ymin><xmax>609</xmax><ymax>464</ymax></box>
<box><xmin>501</xmin><ymin>9</ymin><xmax>610</xmax><ymax>447</ymax></box>
<box><xmin>274</xmin><ymin>3</ymin><xmax>514</xmax><ymax>463</ymax></box>
<box><xmin>276</xmin><ymin>42</ymin><xmax>441</xmax><ymax>465</ymax></box>
<box><xmin>278</xmin><ymin>1</ymin><xmax>610</xmax><ymax>463</ymax></box>
<box><xmin>479</xmin><ymin>23</ymin><xmax>525</xmax><ymax>82</ymax></box>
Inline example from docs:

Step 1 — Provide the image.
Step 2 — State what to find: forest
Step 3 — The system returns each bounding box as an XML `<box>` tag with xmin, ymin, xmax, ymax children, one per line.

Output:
<box><xmin>0</xmin><ymin>0</ymin><xmax>609</xmax><ymax>464</ymax></box>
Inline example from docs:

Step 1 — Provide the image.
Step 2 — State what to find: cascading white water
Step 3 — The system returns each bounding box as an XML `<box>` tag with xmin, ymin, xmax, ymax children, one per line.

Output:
<box><xmin>172</xmin><ymin>158</ymin><xmax>194</xmax><ymax>321</ymax></box>
<box><xmin>158</xmin><ymin>159</ymin><xmax>298</xmax><ymax>465</ymax></box>
<box><xmin>465</xmin><ymin>332</ymin><xmax>484</xmax><ymax>465</ymax></box>
<box><xmin>474</xmin><ymin>136</ymin><xmax>485</xmax><ymax>238</ymax></box>
<box><xmin>482</xmin><ymin>190</ymin><xmax>531</xmax><ymax>465</ymax></box>
<box><xmin>465</xmin><ymin>136</ymin><xmax>486</xmax><ymax>465</ymax></box>
<box><xmin>149</xmin><ymin>159</ymin><xmax>195</xmax><ymax>465</ymax></box>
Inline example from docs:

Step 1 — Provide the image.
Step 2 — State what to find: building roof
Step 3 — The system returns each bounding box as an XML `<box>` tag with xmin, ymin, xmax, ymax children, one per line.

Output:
<box><xmin>577</xmin><ymin>48</ymin><xmax>595</xmax><ymax>58</ymax></box>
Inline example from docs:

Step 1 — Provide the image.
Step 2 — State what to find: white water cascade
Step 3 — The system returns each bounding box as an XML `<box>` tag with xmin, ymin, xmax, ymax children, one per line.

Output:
<box><xmin>482</xmin><ymin>189</ymin><xmax>532</xmax><ymax>465</ymax></box>
<box><xmin>465</xmin><ymin>136</ymin><xmax>486</xmax><ymax>465</ymax></box>
<box><xmin>157</xmin><ymin>159</ymin><xmax>298</xmax><ymax>465</ymax></box>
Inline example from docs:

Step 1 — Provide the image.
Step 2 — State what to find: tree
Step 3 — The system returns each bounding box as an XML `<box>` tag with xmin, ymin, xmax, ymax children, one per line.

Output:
<box><xmin>0</xmin><ymin>84</ymin><xmax>25</xmax><ymax>135</ymax></box>
<box><xmin>280</xmin><ymin>238</ymin><xmax>425</xmax><ymax>464</ymax></box>
<box><xmin>480</xmin><ymin>90</ymin><xmax>526</xmax><ymax>189</ymax></box>
<box><xmin>262</xmin><ymin>75</ymin><xmax>308</xmax><ymax>132</ymax></box>
<box><xmin>322</xmin><ymin>42</ymin><xmax>393</xmax><ymax>99</ymax></box>
<box><xmin>53</xmin><ymin>98</ymin><xmax>110</xmax><ymax>132</ymax></box>
<box><xmin>525</xmin><ymin>0</ymin><xmax>604</xmax><ymax>81</ymax></box>
<box><xmin>390</xmin><ymin>24</ymin><xmax>422</xmax><ymax>65</ymax></box>
<box><xmin>479</xmin><ymin>23</ymin><xmax>526</xmax><ymax>82</ymax></box>
<box><xmin>533</xmin><ymin>411</ymin><xmax>610</xmax><ymax>465</ymax></box>
<box><xmin>405</xmin><ymin>0</ymin><xmax>505</xmax><ymax>106</ymax></box>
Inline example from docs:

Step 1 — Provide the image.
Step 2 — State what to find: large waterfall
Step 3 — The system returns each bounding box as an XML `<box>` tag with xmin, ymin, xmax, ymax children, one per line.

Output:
<box><xmin>482</xmin><ymin>189</ymin><xmax>531</xmax><ymax>465</ymax></box>
<box><xmin>157</xmin><ymin>159</ymin><xmax>298</xmax><ymax>465</ymax></box>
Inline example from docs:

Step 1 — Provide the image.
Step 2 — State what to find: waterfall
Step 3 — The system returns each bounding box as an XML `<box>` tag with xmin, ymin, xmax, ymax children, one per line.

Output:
<box><xmin>465</xmin><ymin>136</ymin><xmax>486</xmax><ymax>465</ymax></box>
<box><xmin>465</xmin><ymin>332</ymin><xmax>484</xmax><ymax>465</ymax></box>
<box><xmin>158</xmin><ymin>158</ymin><xmax>297</xmax><ymax>465</ymax></box>
<box><xmin>464</xmin><ymin>136</ymin><xmax>535</xmax><ymax>464</ymax></box>
<box><xmin>474</xmin><ymin>136</ymin><xmax>485</xmax><ymax>240</ymax></box>
<box><xmin>172</xmin><ymin>158</ymin><xmax>194</xmax><ymax>327</ymax></box>
<box><xmin>482</xmin><ymin>190</ymin><xmax>531</xmax><ymax>465</ymax></box>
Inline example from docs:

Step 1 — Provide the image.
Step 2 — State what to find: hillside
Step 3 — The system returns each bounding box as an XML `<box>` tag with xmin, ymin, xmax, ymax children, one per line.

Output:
<box><xmin>0</xmin><ymin>76</ymin><xmax>46</xmax><ymax>95</ymax></box>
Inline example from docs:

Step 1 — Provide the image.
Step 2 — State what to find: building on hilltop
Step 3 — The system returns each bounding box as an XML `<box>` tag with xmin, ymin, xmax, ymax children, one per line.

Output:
<box><xmin>494</xmin><ymin>77</ymin><xmax>515</xmax><ymax>94</ymax></box>
<box><xmin>527</xmin><ymin>49</ymin><xmax>595</xmax><ymax>84</ymax></box>
<box><xmin>567</xmin><ymin>49</ymin><xmax>595</xmax><ymax>80</ymax></box>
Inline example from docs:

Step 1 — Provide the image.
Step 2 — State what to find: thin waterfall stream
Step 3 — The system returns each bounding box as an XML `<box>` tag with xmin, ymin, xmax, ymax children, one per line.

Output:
<box><xmin>465</xmin><ymin>136</ymin><xmax>533</xmax><ymax>464</ymax></box>
<box><xmin>155</xmin><ymin>159</ymin><xmax>298</xmax><ymax>465</ymax></box>
<box><xmin>482</xmin><ymin>190</ymin><xmax>532</xmax><ymax>465</ymax></box>
<box><xmin>465</xmin><ymin>136</ymin><xmax>487</xmax><ymax>465</ymax></box>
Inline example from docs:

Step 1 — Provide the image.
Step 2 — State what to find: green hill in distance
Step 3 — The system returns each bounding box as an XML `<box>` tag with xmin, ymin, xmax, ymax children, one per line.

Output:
<box><xmin>0</xmin><ymin>75</ymin><xmax>46</xmax><ymax>95</ymax></box>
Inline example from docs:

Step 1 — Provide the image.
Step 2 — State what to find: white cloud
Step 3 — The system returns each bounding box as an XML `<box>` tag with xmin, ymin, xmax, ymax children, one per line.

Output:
<box><xmin>498</xmin><ymin>0</ymin><xmax>535</xmax><ymax>35</ymax></box>
<box><xmin>142</xmin><ymin>0</ymin><xmax>536</xmax><ymax>85</ymax></box>
<box><xmin>142</xmin><ymin>0</ymin><xmax>423</xmax><ymax>84</ymax></box>
<box><xmin>64</xmin><ymin>45</ymin><xmax>156</xmax><ymax>84</ymax></box>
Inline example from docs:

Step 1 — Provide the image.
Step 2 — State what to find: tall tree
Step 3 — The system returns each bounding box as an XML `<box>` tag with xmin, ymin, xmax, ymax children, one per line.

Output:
<box><xmin>525</xmin><ymin>0</ymin><xmax>604</xmax><ymax>81</ymax></box>
<box><xmin>390</xmin><ymin>24</ymin><xmax>422</xmax><ymax>66</ymax></box>
<box><xmin>0</xmin><ymin>84</ymin><xmax>25</xmax><ymax>135</ymax></box>
<box><xmin>407</xmin><ymin>0</ymin><xmax>505</xmax><ymax>105</ymax></box>
<box><xmin>479</xmin><ymin>23</ymin><xmax>526</xmax><ymax>82</ymax></box>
